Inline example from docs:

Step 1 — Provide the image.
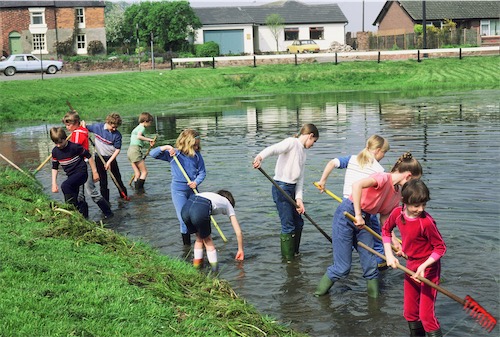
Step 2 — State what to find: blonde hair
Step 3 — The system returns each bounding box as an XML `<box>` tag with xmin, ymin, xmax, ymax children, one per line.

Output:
<box><xmin>295</xmin><ymin>123</ymin><xmax>319</xmax><ymax>138</ymax></box>
<box><xmin>391</xmin><ymin>152</ymin><xmax>422</xmax><ymax>177</ymax></box>
<box><xmin>138</xmin><ymin>112</ymin><xmax>153</xmax><ymax>123</ymax></box>
<box><xmin>357</xmin><ymin>135</ymin><xmax>389</xmax><ymax>169</ymax></box>
<box><xmin>175</xmin><ymin>129</ymin><xmax>200</xmax><ymax>157</ymax></box>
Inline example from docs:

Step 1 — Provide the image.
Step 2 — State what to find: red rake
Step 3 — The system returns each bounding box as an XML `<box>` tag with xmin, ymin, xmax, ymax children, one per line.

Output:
<box><xmin>357</xmin><ymin>241</ymin><xmax>497</xmax><ymax>333</ymax></box>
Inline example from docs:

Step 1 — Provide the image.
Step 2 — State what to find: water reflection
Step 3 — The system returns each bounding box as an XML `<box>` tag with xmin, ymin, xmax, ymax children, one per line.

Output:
<box><xmin>1</xmin><ymin>89</ymin><xmax>499</xmax><ymax>337</ymax></box>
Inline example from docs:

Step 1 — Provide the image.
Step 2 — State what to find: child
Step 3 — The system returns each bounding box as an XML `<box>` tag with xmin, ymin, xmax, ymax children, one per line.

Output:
<box><xmin>252</xmin><ymin>123</ymin><xmax>319</xmax><ymax>262</ymax></box>
<box><xmin>85</xmin><ymin>113</ymin><xmax>128</xmax><ymax>202</ymax></box>
<box><xmin>62</xmin><ymin>111</ymin><xmax>113</xmax><ymax>219</ymax></box>
<box><xmin>127</xmin><ymin>112</ymin><xmax>156</xmax><ymax>192</ymax></box>
<box><xmin>382</xmin><ymin>179</ymin><xmax>446</xmax><ymax>337</ymax></box>
<box><xmin>317</xmin><ymin>134</ymin><xmax>390</xmax><ymax>269</ymax></box>
<box><xmin>50</xmin><ymin>127</ymin><xmax>91</xmax><ymax>217</ymax></box>
<box><xmin>150</xmin><ymin>129</ymin><xmax>206</xmax><ymax>245</ymax></box>
<box><xmin>181</xmin><ymin>190</ymin><xmax>244</xmax><ymax>271</ymax></box>
<box><xmin>315</xmin><ymin>152</ymin><xmax>422</xmax><ymax>298</ymax></box>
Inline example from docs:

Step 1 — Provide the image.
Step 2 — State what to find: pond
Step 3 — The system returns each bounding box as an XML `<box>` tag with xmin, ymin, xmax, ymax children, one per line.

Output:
<box><xmin>1</xmin><ymin>89</ymin><xmax>499</xmax><ymax>337</ymax></box>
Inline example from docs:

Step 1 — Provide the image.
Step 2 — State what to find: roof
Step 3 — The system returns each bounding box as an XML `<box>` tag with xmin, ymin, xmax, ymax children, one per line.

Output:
<box><xmin>0</xmin><ymin>1</ymin><xmax>105</xmax><ymax>8</ymax></box>
<box><xmin>373</xmin><ymin>1</ymin><xmax>499</xmax><ymax>25</ymax></box>
<box><xmin>194</xmin><ymin>0</ymin><xmax>347</xmax><ymax>26</ymax></box>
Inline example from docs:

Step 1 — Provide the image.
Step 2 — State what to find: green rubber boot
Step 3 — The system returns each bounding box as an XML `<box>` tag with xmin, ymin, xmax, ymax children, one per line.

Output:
<box><xmin>314</xmin><ymin>273</ymin><xmax>334</xmax><ymax>297</ymax></box>
<box><xmin>426</xmin><ymin>329</ymin><xmax>443</xmax><ymax>337</ymax></box>
<box><xmin>408</xmin><ymin>321</ymin><xmax>425</xmax><ymax>337</ymax></box>
<box><xmin>280</xmin><ymin>233</ymin><xmax>295</xmax><ymax>262</ymax></box>
<box><xmin>294</xmin><ymin>229</ymin><xmax>302</xmax><ymax>256</ymax></box>
<box><xmin>367</xmin><ymin>278</ymin><xmax>379</xmax><ymax>298</ymax></box>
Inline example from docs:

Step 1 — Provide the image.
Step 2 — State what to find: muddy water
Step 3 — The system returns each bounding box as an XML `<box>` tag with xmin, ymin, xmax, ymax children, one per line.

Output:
<box><xmin>1</xmin><ymin>89</ymin><xmax>499</xmax><ymax>337</ymax></box>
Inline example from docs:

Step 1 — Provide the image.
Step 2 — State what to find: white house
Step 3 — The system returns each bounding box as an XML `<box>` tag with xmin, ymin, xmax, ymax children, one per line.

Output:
<box><xmin>193</xmin><ymin>0</ymin><xmax>348</xmax><ymax>54</ymax></box>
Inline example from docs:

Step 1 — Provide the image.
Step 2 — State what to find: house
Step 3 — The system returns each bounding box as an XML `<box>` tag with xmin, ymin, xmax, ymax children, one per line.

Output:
<box><xmin>373</xmin><ymin>1</ymin><xmax>499</xmax><ymax>40</ymax></box>
<box><xmin>0</xmin><ymin>0</ymin><xmax>106</xmax><ymax>58</ymax></box>
<box><xmin>193</xmin><ymin>0</ymin><xmax>348</xmax><ymax>54</ymax></box>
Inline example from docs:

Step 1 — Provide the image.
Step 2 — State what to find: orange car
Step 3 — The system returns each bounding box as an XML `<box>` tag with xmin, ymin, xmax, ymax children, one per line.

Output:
<box><xmin>287</xmin><ymin>40</ymin><xmax>320</xmax><ymax>53</ymax></box>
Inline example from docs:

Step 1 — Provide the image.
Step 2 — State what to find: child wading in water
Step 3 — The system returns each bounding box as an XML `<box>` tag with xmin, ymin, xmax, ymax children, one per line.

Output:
<box><xmin>382</xmin><ymin>179</ymin><xmax>446</xmax><ymax>337</ymax></box>
<box><xmin>317</xmin><ymin>134</ymin><xmax>390</xmax><ymax>269</ymax></box>
<box><xmin>181</xmin><ymin>190</ymin><xmax>244</xmax><ymax>271</ymax></box>
<box><xmin>63</xmin><ymin>111</ymin><xmax>113</xmax><ymax>219</ymax></box>
<box><xmin>150</xmin><ymin>129</ymin><xmax>206</xmax><ymax>246</ymax></box>
<box><xmin>253</xmin><ymin>123</ymin><xmax>319</xmax><ymax>262</ymax></box>
<box><xmin>127</xmin><ymin>112</ymin><xmax>156</xmax><ymax>192</ymax></box>
<box><xmin>315</xmin><ymin>152</ymin><xmax>422</xmax><ymax>298</ymax></box>
<box><xmin>50</xmin><ymin>127</ymin><xmax>91</xmax><ymax>217</ymax></box>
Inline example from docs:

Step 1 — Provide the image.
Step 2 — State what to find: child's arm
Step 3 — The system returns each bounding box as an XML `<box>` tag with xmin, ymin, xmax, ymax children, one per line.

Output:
<box><xmin>51</xmin><ymin>168</ymin><xmax>59</xmax><ymax>193</ymax></box>
<box><xmin>317</xmin><ymin>156</ymin><xmax>349</xmax><ymax>190</ymax></box>
<box><xmin>88</xmin><ymin>156</ymin><xmax>100</xmax><ymax>182</ymax></box>
<box><xmin>136</xmin><ymin>129</ymin><xmax>155</xmax><ymax>144</ymax></box>
<box><xmin>105</xmin><ymin>149</ymin><xmax>120</xmax><ymax>170</ymax></box>
<box><xmin>229</xmin><ymin>215</ymin><xmax>244</xmax><ymax>260</ymax></box>
<box><xmin>351</xmin><ymin>176</ymin><xmax>377</xmax><ymax>228</ymax></box>
<box><xmin>191</xmin><ymin>154</ymin><xmax>206</xmax><ymax>189</ymax></box>
<box><xmin>149</xmin><ymin>145</ymin><xmax>173</xmax><ymax>161</ymax></box>
<box><xmin>412</xmin><ymin>256</ymin><xmax>436</xmax><ymax>282</ymax></box>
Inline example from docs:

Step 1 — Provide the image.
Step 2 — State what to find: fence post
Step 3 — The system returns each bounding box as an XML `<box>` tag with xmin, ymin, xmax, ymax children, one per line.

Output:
<box><xmin>253</xmin><ymin>55</ymin><xmax>256</xmax><ymax>68</ymax></box>
<box><xmin>335</xmin><ymin>52</ymin><xmax>338</xmax><ymax>65</ymax></box>
<box><xmin>417</xmin><ymin>50</ymin><xmax>421</xmax><ymax>62</ymax></box>
<box><xmin>212</xmin><ymin>57</ymin><xmax>215</xmax><ymax>69</ymax></box>
<box><xmin>295</xmin><ymin>53</ymin><xmax>298</xmax><ymax>66</ymax></box>
<box><xmin>377</xmin><ymin>51</ymin><xmax>381</xmax><ymax>63</ymax></box>
<box><xmin>171</xmin><ymin>60</ymin><xmax>174</xmax><ymax>70</ymax></box>
<box><xmin>459</xmin><ymin>48</ymin><xmax>462</xmax><ymax>60</ymax></box>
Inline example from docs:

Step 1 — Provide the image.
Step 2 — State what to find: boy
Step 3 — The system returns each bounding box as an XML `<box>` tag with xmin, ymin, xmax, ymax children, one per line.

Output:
<box><xmin>50</xmin><ymin>127</ymin><xmax>91</xmax><ymax>217</ymax></box>
<box><xmin>62</xmin><ymin>110</ymin><xmax>113</xmax><ymax>219</ymax></box>
<box><xmin>181</xmin><ymin>190</ymin><xmax>244</xmax><ymax>271</ymax></box>
<box><xmin>85</xmin><ymin>113</ymin><xmax>128</xmax><ymax>202</ymax></box>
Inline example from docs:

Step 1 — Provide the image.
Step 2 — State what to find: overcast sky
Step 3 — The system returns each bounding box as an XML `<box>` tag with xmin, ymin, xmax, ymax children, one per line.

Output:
<box><xmin>109</xmin><ymin>0</ymin><xmax>386</xmax><ymax>33</ymax></box>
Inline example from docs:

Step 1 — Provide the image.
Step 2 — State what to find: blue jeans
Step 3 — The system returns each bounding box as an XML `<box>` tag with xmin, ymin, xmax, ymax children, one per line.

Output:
<box><xmin>369</xmin><ymin>214</ymin><xmax>385</xmax><ymax>265</ymax></box>
<box><xmin>171</xmin><ymin>182</ymin><xmax>195</xmax><ymax>234</ymax></box>
<box><xmin>272</xmin><ymin>181</ymin><xmax>304</xmax><ymax>234</ymax></box>
<box><xmin>326</xmin><ymin>199</ymin><xmax>378</xmax><ymax>281</ymax></box>
<box><xmin>181</xmin><ymin>195</ymin><xmax>212</xmax><ymax>239</ymax></box>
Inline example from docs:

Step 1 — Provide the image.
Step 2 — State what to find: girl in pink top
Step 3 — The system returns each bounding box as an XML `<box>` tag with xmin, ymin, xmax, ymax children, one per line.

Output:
<box><xmin>315</xmin><ymin>152</ymin><xmax>422</xmax><ymax>298</ymax></box>
<box><xmin>382</xmin><ymin>179</ymin><xmax>446</xmax><ymax>337</ymax></box>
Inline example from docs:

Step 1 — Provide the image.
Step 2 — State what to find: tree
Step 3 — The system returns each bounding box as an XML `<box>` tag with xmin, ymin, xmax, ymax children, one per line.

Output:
<box><xmin>122</xmin><ymin>1</ymin><xmax>201</xmax><ymax>53</ymax></box>
<box><xmin>105</xmin><ymin>1</ymin><xmax>128</xmax><ymax>48</ymax></box>
<box><xmin>266</xmin><ymin>14</ymin><xmax>284</xmax><ymax>53</ymax></box>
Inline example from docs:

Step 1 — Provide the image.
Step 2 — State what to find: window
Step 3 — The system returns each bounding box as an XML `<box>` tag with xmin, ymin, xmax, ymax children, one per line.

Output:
<box><xmin>76</xmin><ymin>8</ymin><xmax>85</xmax><ymax>28</ymax></box>
<box><xmin>29</xmin><ymin>8</ymin><xmax>46</xmax><ymax>26</ymax></box>
<box><xmin>310</xmin><ymin>27</ymin><xmax>324</xmax><ymax>40</ymax></box>
<box><xmin>32</xmin><ymin>34</ymin><xmax>46</xmax><ymax>52</ymax></box>
<box><xmin>480</xmin><ymin>19</ymin><xmax>499</xmax><ymax>36</ymax></box>
<box><xmin>77</xmin><ymin>34</ymin><xmax>87</xmax><ymax>54</ymax></box>
<box><xmin>284</xmin><ymin>27</ymin><xmax>299</xmax><ymax>41</ymax></box>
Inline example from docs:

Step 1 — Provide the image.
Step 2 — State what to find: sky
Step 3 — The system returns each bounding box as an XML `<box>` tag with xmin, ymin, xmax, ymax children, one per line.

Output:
<box><xmin>109</xmin><ymin>0</ymin><xmax>387</xmax><ymax>33</ymax></box>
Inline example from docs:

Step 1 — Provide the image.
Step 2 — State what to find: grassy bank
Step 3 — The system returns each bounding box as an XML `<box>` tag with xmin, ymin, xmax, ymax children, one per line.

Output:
<box><xmin>0</xmin><ymin>168</ymin><xmax>306</xmax><ymax>336</ymax></box>
<box><xmin>2</xmin><ymin>56</ymin><xmax>498</xmax><ymax>128</ymax></box>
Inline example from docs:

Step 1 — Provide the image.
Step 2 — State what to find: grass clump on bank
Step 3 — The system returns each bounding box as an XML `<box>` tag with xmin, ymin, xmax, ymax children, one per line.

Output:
<box><xmin>0</xmin><ymin>168</ymin><xmax>307</xmax><ymax>337</ymax></box>
<box><xmin>1</xmin><ymin>56</ymin><xmax>498</xmax><ymax>128</ymax></box>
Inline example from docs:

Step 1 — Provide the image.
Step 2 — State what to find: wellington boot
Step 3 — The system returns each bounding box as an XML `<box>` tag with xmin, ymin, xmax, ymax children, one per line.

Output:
<box><xmin>77</xmin><ymin>201</ymin><xmax>89</xmax><ymax>219</ymax></box>
<box><xmin>426</xmin><ymin>329</ymin><xmax>443</xmax><ymax>337</ymax></box>
<box><xmin>182</xmin><ymin>233</ymin><xmax>191</xmax><ymax>246</ymax></box>
<box><xmin>193</xmin><ymin>258</ymin><xmax>203</xmax><ymax>269</ymax></box>
<box><xmin>210</xmin><ymin>262</ymin><xmax>219</xmax><ymax>273</ymax></box>
<box><xmin>408</xmin><ymin>321</ymin><xmax>425</xmax><ymax>337</ymax></box>
<box><xmin>63</xmin><ymin>193</ymin><xmax>78</xmax><ymax>208</ymax></box>
<box><xmin>294</xmin><ymin>229</ymin><xmax>302</xmax><ymax>256</ymax></box>
<box><xmin>367</xmin><ymin>278</ymin><xmax>379</xmax><ymax>298</ymax></box>
<box><xmin>280</xmin><ymin>233</ymin><xmax>295</xmax><ymax>262</ymax></box>
<box><xmin>97</xmin><ymin>199</ymin><xmax>113</xmax><ymax>218</ymax></box>
<box><xmin>314</xmin><ymin>273</ymin><xmax>334</xmax><ymax>297</ymax></box>
<box><xmin>101</xmin><ymin>189</ymin><xmax>110</xmax><ymax>203</ymax></box>
<box><xmin>135</xmin><ymin>179</ymin><xmax>145</xmax><ymax>193</ymax></box>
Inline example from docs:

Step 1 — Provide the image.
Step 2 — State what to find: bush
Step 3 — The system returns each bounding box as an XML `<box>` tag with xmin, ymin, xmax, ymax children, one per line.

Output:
<box><xmin>88</xmin><ymin>40</ymin><xmax>105</xmax><ymax>55</ymax></box>
<box><xmin>195</xmin><ymin>42</ymin><xmax>219</xmax><ymax>57</ymax></box>
<box><xmin>55</xmin><ymin>38</ymin><xmax>75</xmax><ymax>56</ymax></box>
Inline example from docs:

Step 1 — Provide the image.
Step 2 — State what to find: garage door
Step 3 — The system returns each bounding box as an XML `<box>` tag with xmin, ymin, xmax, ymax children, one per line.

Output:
<box><xmin>203</xmin><ymin>30</ymin><xmax>244</xmax><ymax>55</ymax></box>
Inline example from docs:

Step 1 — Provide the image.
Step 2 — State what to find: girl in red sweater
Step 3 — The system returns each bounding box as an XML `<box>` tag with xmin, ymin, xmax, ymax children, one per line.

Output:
<box><xmin>382</xmin><ymin>179</ymin><xmax>446</xmax><ymax>337</ymax></box>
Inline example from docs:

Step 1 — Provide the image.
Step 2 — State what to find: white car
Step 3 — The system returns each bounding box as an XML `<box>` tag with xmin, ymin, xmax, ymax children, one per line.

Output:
<box><xmin>0</xmin><ymin>54</ymin><xmax>63</xmax><ymax>76</ymax></box>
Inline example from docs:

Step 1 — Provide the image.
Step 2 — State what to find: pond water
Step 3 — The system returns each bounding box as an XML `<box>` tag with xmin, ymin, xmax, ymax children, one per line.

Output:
<box><xmin>1</xmin><ymin>89</ymin><xmax>499</xmax><ymax>337</ymax></box>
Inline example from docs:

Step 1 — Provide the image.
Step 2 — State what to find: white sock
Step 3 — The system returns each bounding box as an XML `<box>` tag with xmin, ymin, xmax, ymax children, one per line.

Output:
<box><xmin>194</xmin><ymin>248</ymin><xmax>204</xmax><ymax>260</ymax></box>
<box><xmin>206</xmin><ymin>249</ymin><xmax>218</xmax><ymax>264</ymax></box>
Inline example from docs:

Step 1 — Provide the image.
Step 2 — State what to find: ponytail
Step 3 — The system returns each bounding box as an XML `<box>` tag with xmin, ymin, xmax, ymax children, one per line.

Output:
<box><xmin>295</xmin><ymin>123</ymin><xmax>319</xmax><ymax>139</ymax></box>
<box><xmin>391</xmin><ymin>152</ymin><xmax>422</xmax><ymax>177</ymax></box>
<box><xmin>357</xmin><ymin>134</ymin><xmax>389</xmax><ymax>168</ymax></box>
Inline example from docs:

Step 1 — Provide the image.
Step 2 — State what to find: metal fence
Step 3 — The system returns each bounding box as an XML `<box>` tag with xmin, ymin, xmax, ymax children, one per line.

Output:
<box><xmin>368</xmin><ymin>28</ymin><xmax>480</xmax><ymax>50</ymax></box>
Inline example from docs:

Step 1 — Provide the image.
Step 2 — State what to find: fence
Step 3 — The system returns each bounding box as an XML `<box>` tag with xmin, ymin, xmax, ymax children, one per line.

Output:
<box><xmin>368</xmin><ymin>28</ymin><xmax>480</xmax><ymax>50</ymax></box>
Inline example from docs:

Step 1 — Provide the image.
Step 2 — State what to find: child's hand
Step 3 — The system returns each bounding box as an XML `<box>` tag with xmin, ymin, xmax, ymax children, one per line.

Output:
<box><xmin>252</xmin><ymin>156</ymin><xmax>262</xmax><ymax>169</ymax></box>
<box><xmin>235</xmin><ymin>250</ymin><xmax>244</xmax><ymax>261</ymax></box>
<box><xmin>188</xmin><ymin>181</ymin><xmax>197</xmax><ymax>189</ymax></box>
<box><xmin>149</xmin><ymin>139</ymin><xmax>156</xmax><ymax>147</ymax></box>
<box><xmin>52</xmin><ymin>184</ymin><xmax>59</xmax><ymax>193</ymax></box>
<box><xmin>168</xmin><ymin>147</ymin><xmax>176</xmax><ymax>157</ymax></box>
<box><xmin>92</xmin><ymin>171</ymin><xmax>100</xmax><ymax>182</ymax></box>
<box><xmin>81</xmin><ymin>120</ymin><xmax>86</xmax><ymax>128</ymax></box>
<box><xmin>296</xmin><ymin>199</ymin><xmax>305</xmax><ymax>214</ymax></box>
<box><xmin>411</xmin><ymin>265</ymin><xmax>426</xmax><ymax>283</ymax></box>
<box><xmin>386</xmin><ymin>255</ymin><xmax>399</xmax><ymax>269</ymax></box>
<box><xmin>354</xmin><ymin>214</ymin><xmax>365</xmax><ymax>229</ymax></box>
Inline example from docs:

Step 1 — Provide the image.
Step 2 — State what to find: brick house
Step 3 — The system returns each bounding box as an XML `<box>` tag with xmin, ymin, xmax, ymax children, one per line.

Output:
<box><xmin>372</xmin><ymin>1</ymin><xmax>499</xmax><ymax>45</ymax></box>
<box><xmin>0</xmin><ymin>0</ymin><xmax>106</xmax><ymax>58</ymax></box>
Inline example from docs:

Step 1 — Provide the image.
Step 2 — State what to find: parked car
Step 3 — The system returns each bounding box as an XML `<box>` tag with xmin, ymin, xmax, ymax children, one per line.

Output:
<box><xmin>0</xmin><ymin>54</ymin><xmax>63</xmax><ymax>76</ymax></box>
<box><xmin>287</xmin><ymin>40</ymin><xmax>320</xmax><ymax>54</ymax></box>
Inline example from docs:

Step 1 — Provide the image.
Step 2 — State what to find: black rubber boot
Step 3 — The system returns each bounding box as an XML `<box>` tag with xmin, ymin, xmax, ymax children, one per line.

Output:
<box><xmin>135</xmin><ymin>179</ymin><xmax>145</xmax><ymax>193</ymax></box>
<box><xmin>294</xmin><ymin>229</ymin><xmax>302</xmax><ymax>256</ymax></box>
<box><xmin>408</xmin><ymin>321</ymin><xmax>425</xmax><ymax>337</ymax></box>
<box><xmin>280</xmin><ymin>233</ymin><xmax>295</xmax><ymax>262</ymax></box>
<box><xmin>101</xmin><ymin>188</ymin><xmax>110</xmax><ymax>203</ymax></box>
<box><xmin>77</xmin><ymin>200</ymin><xmax>89</xmax><ymax>218</ymax></box>
<box><xmin>63</xmin><ymin>193</ymin><xmax>78</xmax><ymax>208</ymax></box>
<box><xmin>182</xmin><ymin>233</ymin><xmax>191</xmax><ymax>246</ymax></box>
<box><xmin>426</xmin><ymin>329</ymin><xmax>443</xmax><ymax>337</ymax></box>
<box><xmin>97</xmin><ymin>198</ymin><xmax>113</xmax><ymax>218</ymax></box>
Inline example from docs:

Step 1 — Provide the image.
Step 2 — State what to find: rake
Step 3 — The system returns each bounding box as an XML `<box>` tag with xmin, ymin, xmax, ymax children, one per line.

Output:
<box><xmin>358</xmin><ymin>241</ymin><xmax>497</xmax><ymax>332</ymax></box>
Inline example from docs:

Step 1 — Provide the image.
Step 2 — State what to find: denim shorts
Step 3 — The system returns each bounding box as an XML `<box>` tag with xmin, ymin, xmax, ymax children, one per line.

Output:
<box><xmin>181</xmin><ymin>195</ymin><xmax>212</xmax><ymax>238</ymax></box>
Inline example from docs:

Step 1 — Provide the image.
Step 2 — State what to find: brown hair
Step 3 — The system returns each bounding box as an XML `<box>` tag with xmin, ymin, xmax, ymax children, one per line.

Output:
<box><xmin>295</xmin><ymin>123</ymin><xmax>319</xmax><ymax>138</ymax></box>
<box><xmin>62</xmin><ymin>110</ymin><xmax>80</xmax><ymax>125</ymax></box>
<box><xmin>218</xmin><ymin>189</ymin><xmax>235</xmax><ymax>207</ymax></box>
<box><xmin>50</xmin><ymin>127</ymin><xmax>67</xmax><ymax>143</ymax></box>
<box><xmin>138</xmin><ymin>112</ymin><xmax>153</xmax><ymax>123</ymax></box>
<box><xmin>401</xmin><ymin>179</ymin><xmax>430</xmax><ymax>205</ymax></box>
<box><xmin>175</xmin><ymin>129</ymin><xmax>200</xmax><ymax>157</ymax></box>
<box><xmin>357</xmin><ymin>134</ymin><xmax>389</xmax><ymax>169</ymax></box>
<box><xmin>391</xmin><ymin>152</ymin><xmax>422</xmax><ymax>177</ymax></box>
<box><xmin>106</xmin><ymin>113</ymin><xmax>122</xmax><ymax>127</ymax></box>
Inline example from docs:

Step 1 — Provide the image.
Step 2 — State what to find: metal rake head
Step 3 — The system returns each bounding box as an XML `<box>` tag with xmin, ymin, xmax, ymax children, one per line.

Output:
<box><xmin>464</xmin><ymin>295</ymin><xmax>497</xmax><ymax>332</ymax></box>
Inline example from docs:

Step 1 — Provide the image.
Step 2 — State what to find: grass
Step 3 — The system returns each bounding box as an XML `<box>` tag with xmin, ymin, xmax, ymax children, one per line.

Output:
<box><xmin>0</xmin><ymin>168</ymin><xmax>307</xmax><ymax>336</ymax></box>
<box><xmin>2</xmin><ymin>56</ymin><xmax>498</xmax><ymax>129</ymax></box>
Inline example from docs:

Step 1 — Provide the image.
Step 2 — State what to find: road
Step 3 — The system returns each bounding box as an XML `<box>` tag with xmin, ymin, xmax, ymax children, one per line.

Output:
<box><xmin>0</xmin><ymin>69</ymin><xmax>139</xmax><ymax>81</ymax></box>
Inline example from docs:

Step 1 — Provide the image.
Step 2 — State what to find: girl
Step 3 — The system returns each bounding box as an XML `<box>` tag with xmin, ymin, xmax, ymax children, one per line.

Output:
<box><xmin>382</xmin><ymin>179</ymin><xmax>446</xmax><ymax>337</ymax></box>
<box><xmin>150</xmin><ymin>129</ymin><xmax>206</xmax><ymax>246</ymax></box>
<box><xmin>317</xmin><ymin>134</ymin><xmax>390</xmax><ymax>269</ymax></box>
<box><xmin>127</xmin><ymin>112</ymin><xmax>156</xmax><ymax>192</ymax></box>
<box><xmin>315</xmin><ymin>152</ymin><xmax>422</xmax><ymax>298</ymax></box>
<box><xmin>252</xmin><ymin>123</ymin><xmax>319</xmax><ymax>262</ymax></box>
